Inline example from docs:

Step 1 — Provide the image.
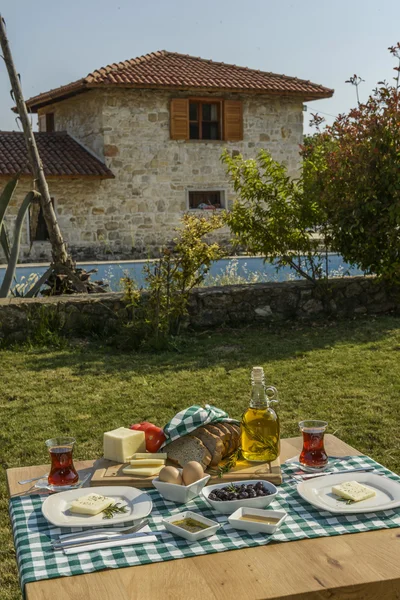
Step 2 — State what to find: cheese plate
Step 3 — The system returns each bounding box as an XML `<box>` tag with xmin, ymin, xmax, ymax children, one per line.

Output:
<box><xmin>41</xmin><ymin>485</ymin><xmax>153</xmax><ymax>528</ymax></box>
<box><xmin>297</xmin><ymin>472</ymin><xmax>400</xmax><ymax>514</ymax></box>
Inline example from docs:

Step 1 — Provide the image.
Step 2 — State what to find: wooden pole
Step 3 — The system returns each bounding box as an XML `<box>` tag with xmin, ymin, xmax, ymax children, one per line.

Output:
<box><xmin>0</xmin><ymin>14</ymin><xmax>74</xmax><ymax>268</ymax></box>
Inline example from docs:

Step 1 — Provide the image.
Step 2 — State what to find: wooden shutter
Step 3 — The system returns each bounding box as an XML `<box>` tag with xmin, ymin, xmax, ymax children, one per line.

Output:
<box><xmin>170</xmin><ymin>99</ymin><xmax>189</xmax><ymax>140</ymax></box>
<box><xmin>224</xmin><ymin>100</ymin><xmax>243</xmax><ymax>142</ymax></box>
<box><xmin>38</xmin><ymin>114</ymin><xmax>46</xmax><ymax>132</ymax></box>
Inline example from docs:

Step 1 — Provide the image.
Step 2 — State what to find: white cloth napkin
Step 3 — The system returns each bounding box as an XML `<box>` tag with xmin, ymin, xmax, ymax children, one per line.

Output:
<box><xmin>62</xmin><ymin>526</ymin><xmax>157</xmax><ymax>554</ymax></box>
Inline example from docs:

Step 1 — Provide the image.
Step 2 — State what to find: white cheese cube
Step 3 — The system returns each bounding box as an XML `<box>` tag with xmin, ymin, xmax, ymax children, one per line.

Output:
<box><xmin>103</xmin><ymin>427</ymin><xmax>146</xmax><ymax>463</ymax></box>
<box><xmin>122</xmin><ymin>465</ymin><xmax>163</xmax><ymax>477</ymax></box>
<box><xmin>332</xmin><ymin>481</ymin><xmax>376</xmax><ymax>502</ymax></box>
<box><xmin>70</xmin><ymin>493</ymin><xmax>115</xmax><ymax>515</ymax></box>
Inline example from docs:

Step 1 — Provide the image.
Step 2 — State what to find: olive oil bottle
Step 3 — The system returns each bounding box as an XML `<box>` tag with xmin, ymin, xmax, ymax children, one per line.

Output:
<box><xmin>241</xmin><ymin>366</ymin><xmax>280</xmax><ymax>462</ymax></box>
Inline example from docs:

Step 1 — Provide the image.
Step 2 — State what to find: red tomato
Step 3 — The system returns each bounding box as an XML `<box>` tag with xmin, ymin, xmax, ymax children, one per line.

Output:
<box><xmin>129</xmin><ymin>422</ymin><xmax>166</xmax><ymax>453</ymax></box>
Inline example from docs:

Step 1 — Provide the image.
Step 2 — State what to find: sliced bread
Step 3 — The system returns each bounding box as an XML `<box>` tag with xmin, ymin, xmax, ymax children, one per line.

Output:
<box><xmin>193</xmin><ymin>426</ymin><xmax>225</xmax><ymax>466</ymax></box>
<box><xmin>222</xmin><ymin>422</ymin><xmax>241</xmax><ymax>454</ymax></box>
<box><xmin>164</xmin><ymin>435</ymin><xmax>212</xmax><ymax>469</ymax></box>
<box><xmin>204</xmin><ymin>423</ymin><xmax>231</xmax><ymax>456</ymax></box>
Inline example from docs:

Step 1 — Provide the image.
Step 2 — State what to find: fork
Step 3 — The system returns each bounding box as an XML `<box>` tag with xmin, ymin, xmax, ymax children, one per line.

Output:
<box><xmin>52</xmin><ymin>519</ymin><xmax>149</xmax><ymax>548</ymax></box>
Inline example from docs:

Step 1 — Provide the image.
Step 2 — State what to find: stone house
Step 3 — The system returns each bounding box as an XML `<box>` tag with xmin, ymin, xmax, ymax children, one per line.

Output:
<box><xmin>0</xmin><ymin>51</ymin><xmax>333</xmax><ymax>262</ymax></box>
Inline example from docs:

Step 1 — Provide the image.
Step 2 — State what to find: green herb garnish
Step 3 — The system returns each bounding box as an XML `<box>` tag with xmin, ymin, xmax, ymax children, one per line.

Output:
<box><xmin>218</xmin><ymin>448</ymin><xmax>243</xmax><ymax>478</ymax></box>
<box><xmin>102</xmin><ymin>503</ymin><xmax>129</xmax><ymax>519</ymax></box>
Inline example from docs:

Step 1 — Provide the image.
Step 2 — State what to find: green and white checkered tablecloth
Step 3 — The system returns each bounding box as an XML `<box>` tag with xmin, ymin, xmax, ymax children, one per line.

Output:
<box><xmin>9</xmin><ymin>455</ymin><xmax>400</xmax><ymax>595</ymax></box>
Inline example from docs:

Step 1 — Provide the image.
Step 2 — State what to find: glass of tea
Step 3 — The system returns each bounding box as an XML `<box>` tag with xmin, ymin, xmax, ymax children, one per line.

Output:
<box><xmin>298</xmin><ymin>420</ymin><xmax>328</xmax><ymax>472</ymax></box>
<box><xmin>46</xmin><ymin>437</ymin><xmax>79</xmax><ymax>487</ymax></box>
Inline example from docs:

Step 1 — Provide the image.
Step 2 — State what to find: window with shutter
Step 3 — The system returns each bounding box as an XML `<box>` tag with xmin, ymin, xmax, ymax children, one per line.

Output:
<box><xmin>170</xmin><ymin>98</ymin><xmax>243</xmax><ymax>142</ymax></box>
<box><xmin>38</xmin><ymin>113</ymin><xmax>55</xmax><ymax>132</ymax></box>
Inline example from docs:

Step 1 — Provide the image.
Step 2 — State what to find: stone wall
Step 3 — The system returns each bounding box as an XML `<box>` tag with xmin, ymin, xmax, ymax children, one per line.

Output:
<box><xmin>0</xmin><ymin>88</ymin><xmax>304</xmax><ymax>262</ymax></box>
<box><xmin>0</xmin><ymin>277</ymin><xmax>398</xmax><ymax>342</ymax></box>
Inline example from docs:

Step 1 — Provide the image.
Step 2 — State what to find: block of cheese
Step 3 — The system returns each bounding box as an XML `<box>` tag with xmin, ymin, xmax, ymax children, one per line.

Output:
<box><xmin>70</xmin><ymin>493</ymin><xmax>115</xmax><ymax>515</ymax></box>
<box><xmin>132</xmin><ymin>453</ymin><xmax>167</xmax><ymax>460</ymax></box>
<box><xmin>129</xmin><ymin>459</ymin><xmax>165</xmax><ymax>467</ymax></box>
<box><xmin>332</xmin><ymin>481</ymin><xmax>376</xmax><ymax>502</ymax></box>
<box><xmin>122</xmin><ymin>465</ymin><xmax>163</xmax><ymax>477</ymax></box>
<box><xmin>103</xmin><ymin>427</ymin><xmax>146</xmax><ymax>463</ymax></box>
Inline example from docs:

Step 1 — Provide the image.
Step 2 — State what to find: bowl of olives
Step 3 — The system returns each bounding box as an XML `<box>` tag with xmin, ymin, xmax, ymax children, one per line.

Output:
<box><xmin>202</xmin><ymin>480</ymin><xmax>278</xmax><ymax>514</ymax></box>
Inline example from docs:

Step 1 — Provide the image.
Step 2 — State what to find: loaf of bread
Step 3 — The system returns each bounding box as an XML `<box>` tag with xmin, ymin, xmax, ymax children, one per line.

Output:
<box><xmin>164</xmin><ymin>422</ymin><xmax>240</xmax><ymax>469</ymax></box>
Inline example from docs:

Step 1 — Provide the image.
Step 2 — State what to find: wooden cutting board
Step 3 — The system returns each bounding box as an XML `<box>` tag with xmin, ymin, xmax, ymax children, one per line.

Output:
<box><xmin>90</xmin><ymin>456</ymin><xmax>282</xmax><ymax>488</ymax></box>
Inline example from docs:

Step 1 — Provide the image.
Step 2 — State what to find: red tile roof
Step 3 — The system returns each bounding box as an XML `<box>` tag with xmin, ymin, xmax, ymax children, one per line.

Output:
<box><xmin>0</xmin><ymin>132</ymin><xmax>114</xmax><ymax>178</ymax></box>
<box><xmin>25</xmin><ymin>50</ymin><xmax>333</xmax><ymax>111</ymax></box>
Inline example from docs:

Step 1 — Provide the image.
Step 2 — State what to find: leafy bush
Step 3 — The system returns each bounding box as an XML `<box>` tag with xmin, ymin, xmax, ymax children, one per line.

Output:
<box><xmin>221</xmin><ymin>149</ymin><xmax>329</xmax><ymax>283</ymax></box>
<box><xmin>122</xmin><ymin>213</ymin><xmax>225</xmax><ymax>349</ymax></box>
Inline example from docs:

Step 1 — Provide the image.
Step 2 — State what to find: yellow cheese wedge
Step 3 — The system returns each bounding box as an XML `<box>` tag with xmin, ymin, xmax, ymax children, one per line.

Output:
<box><xmin>131</xmin><ymin>453</ymin><xmax>168</xmax><ymax>460</ymax></box>
<box><xmin>122</xmin><ymin>465</ymin><xmax>163</xmax><ymax>477</ymax></box>
<box><xmin>70</xmin><ymin>493</ymin><xmax>115</xmax><ymax>515</ymax></box>
<box><xmin>129</xmin><ymin>459</ymin><xmax>165</xmax><ymax>467</ymax></box>
<box><xmin>332</xmin><ymin>481</ymin><xmax>376</xmax><ymax>502</ymax></box>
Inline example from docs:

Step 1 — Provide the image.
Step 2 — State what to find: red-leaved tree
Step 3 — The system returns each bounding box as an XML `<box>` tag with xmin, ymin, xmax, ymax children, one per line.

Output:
<box><xmin>303</xmin><ymin>43</ymin><xmax>400</xmax><ymax>283</ymax></box>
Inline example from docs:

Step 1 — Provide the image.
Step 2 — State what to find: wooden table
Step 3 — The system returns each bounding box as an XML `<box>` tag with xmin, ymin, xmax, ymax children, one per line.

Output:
<box><xmin>7</xmin><ymin>434</ymin><xmax>400</xmax><ymax>600</ymax></box>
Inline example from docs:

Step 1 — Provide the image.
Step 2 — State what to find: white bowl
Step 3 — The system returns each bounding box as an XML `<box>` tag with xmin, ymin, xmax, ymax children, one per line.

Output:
<box><xmin>152</xmin><ymin>471</ymin><xmax>210</xmax><ymax>503</ymax></box>
<box><xmin>228</xmin><ymin>507</ymin><xmax>287</xmax><ymax>534</ymax></box>
<box><xmin>162</xmin><ymin>510</ymin><xmax>220</xmax><ymax>541</ymax></box>
<box><xmin>202</xmin><ymin>480</ymin><xmax>278</xmax><ymax>514</ymax></box>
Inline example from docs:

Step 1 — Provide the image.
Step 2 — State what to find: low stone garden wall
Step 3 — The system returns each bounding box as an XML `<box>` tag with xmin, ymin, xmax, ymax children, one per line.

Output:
<box><xmin>0</xmin><ymin>276</ymin><xmax>398</xmax><ymax>341</ymax></box>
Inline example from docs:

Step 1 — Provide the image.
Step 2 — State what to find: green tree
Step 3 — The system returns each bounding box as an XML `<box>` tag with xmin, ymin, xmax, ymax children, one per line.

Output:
<box><xmin>221</xmin><ymin>149</ymin><xmax>329</xmax><ymax>282</ymax></box>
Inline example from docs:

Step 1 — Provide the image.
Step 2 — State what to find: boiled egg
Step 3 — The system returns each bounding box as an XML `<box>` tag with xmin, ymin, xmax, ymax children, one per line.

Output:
<box><xmin>182</xmin><ymin>461</ymin><xmax>204</xmax><ymax>485</ymax></box>
<box><xmin>159</xmin><ymin>466</ymin><xmax>183</xmax><ymax>485</ymax></box>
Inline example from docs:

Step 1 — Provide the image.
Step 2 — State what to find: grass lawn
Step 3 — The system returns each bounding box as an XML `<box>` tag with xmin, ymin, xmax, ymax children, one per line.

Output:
<box><xmin>1</xmin><ymin>315</ymin><xmax>400</xmax><ymax>599</ymax></box>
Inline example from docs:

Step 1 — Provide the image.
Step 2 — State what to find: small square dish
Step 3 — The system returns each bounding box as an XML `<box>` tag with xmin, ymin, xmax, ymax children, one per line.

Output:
<box><xmin>228</xmin><ymin>507</ymin><xmax>287</xmax><ymax>534</ymax></box>
<box><xmin>162</xmin><ymin>510</ymin><xmax>220</xmax><ymax>541</ymax></box>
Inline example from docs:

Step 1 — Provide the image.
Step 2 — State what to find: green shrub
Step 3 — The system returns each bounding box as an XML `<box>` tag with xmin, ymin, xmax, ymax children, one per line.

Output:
<box><xmin>122</xmin><ymin>213</ymin><xmax>225</xmax><ymax>349</ymax></box>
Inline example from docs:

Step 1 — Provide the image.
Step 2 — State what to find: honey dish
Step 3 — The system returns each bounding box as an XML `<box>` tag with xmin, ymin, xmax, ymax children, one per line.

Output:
<box><xmin>228</xmin><ymin>507</ymin><xmax>287</xmax><ymax>534</ymax></box>
<box><xmin>162</xmin><ymin>510</ymin><xmax>220</xmax><ymax>541</ymax></box>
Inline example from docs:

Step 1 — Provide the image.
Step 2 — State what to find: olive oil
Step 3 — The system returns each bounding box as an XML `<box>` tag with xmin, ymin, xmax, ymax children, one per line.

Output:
<box><xmin>241</xmin><ymin>367</ymin><xmax>280</xmax><ymax>462</ymax></box>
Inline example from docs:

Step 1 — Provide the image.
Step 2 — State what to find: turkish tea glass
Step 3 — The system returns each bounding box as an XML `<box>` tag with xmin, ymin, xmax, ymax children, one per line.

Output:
<box><xmin>298</xmin><ymin>420</ymin><xmax>328</xmax><ymax>472</ymax></box>
<box><xmin>46</xmin><ymin>437</ymin><xmax>79</xmax><ymax>487</ymax></box>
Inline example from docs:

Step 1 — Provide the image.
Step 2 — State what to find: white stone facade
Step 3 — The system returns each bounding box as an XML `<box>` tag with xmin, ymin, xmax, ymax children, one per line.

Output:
<box><xmin>0</xmin><ymin>89</ymin><xmax>304</xmax><ymax>262</ymax></box>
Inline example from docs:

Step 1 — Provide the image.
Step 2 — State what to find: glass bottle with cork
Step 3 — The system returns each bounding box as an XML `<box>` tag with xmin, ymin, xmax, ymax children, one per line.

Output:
<box><xmin>241</xmin><ymin>366</ymin><xmax>280</xmax><ymax>462</ymax></box>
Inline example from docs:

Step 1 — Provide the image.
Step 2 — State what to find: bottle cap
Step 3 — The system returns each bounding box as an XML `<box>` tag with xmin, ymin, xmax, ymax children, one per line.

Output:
<box><xmin>252</xmin><ymin>366</ymin><xmax>264</xmax><ymax>382</ymax></box>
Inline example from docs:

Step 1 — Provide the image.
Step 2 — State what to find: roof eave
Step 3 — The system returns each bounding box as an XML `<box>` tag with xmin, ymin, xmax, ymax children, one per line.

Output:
<box><xmin>23</xmin><ymin>82</ymin><xmax>334</xmax><ymax>111</ymax></box>
<box><xmin>0</xmin><ymin>172</ymin><xmax>115</xmax><ymax>179</ymax></box>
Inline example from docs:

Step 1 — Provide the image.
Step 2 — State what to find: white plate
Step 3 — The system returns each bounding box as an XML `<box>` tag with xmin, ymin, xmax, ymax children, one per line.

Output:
<box><xmin>42</xmin><ymin>486</ymin><xmax>153</xmax><ymax>528</ymax></box>
<box><xmin>297</xmin><ymin>472</ymin><xmax>400</xmax><ymax>514</ymax></box>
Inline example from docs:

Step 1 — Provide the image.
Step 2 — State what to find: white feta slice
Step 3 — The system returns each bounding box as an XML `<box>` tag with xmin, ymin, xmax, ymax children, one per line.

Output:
<box><xmin>332</xmin><ymin>481</ymin><xmax>376</xmax><ymax>502</ymax></box>
<box><xmin>103</xmin><ymin>427</ymin><xmax>146</xmax><ymax>463</ymax></box>
<box><xmin>70</xmin><ymin>493</ymin><xmax>115</xmax><ymax>515</ymax></box>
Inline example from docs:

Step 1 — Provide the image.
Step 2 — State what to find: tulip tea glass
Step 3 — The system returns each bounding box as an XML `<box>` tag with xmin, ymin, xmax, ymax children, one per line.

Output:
<box><xmin>298</xmin><ymin>420</ymin><xmax>328</xmax><ymax>472</ymax></box>
<box><xmin>46</xmin><ymin>437</ymin><xmax>79</xmax><ymax>487</ymax></box>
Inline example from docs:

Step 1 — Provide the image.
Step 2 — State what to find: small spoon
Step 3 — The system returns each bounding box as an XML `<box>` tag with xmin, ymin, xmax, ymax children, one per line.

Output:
<box><xmin>18</xmin><ymin>474</ymin><xmax>49</xmax><ymax>485</ymax></box>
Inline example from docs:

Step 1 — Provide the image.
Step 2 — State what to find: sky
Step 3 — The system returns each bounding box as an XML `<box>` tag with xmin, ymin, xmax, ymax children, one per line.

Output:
<box><xmin>0</xmin><ymin>0</ymin><xmax>399</xmax><ymax>134</ymax></box>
